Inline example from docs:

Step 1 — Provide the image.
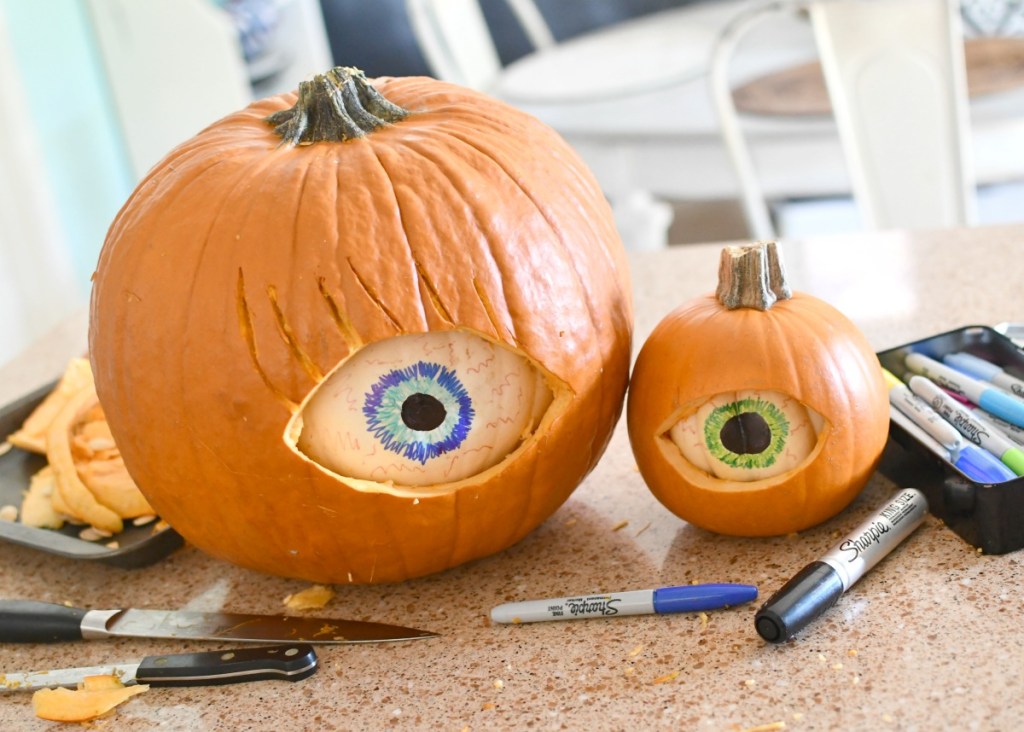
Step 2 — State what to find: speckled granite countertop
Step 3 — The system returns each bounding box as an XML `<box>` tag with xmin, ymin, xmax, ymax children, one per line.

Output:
<box><xmin>2</xmin><ymin>225</ymin><xmax>1023</xmax><ymax>731</ymax></box>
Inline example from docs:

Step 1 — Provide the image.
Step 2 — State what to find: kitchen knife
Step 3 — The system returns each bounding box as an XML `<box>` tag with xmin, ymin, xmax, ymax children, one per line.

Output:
<box><xmin>0</xmin><ymin>643</ymin><xmax>318</xmax><ymax>690</ymax></box>
<box><xmin>0</xmin><ymin>600</ymin><xmax>438</xmax><ymax>644</ymax></box>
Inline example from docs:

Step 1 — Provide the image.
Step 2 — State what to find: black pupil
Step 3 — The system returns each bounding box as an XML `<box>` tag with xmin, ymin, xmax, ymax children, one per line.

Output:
<box><xmin>720</xmin><ymin>412</ymin><xmax>772</xmax><ymax>454</ymax></box>
<box><xmin>402</xmin><ymin>393</ymin><xmax>447</xmax><ymax>432</ymax></box>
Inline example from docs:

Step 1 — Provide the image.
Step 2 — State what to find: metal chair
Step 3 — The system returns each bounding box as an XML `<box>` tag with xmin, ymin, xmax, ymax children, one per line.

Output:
<box><xmin>405</xmin><ymin>0</ymin><xmax>555</xmax><ymax>91</ymax></box>
<box><xmin>711</xmin><ymin>0</ymin><xmax>977</xmax><ymax>239</ymax></box>
<box><xmin>404</xmin><ymin>0</ymin><xmax>803</xmax><ymax>249</ymax></box>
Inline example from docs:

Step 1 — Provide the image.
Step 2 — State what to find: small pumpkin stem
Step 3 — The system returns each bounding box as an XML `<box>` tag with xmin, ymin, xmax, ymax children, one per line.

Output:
<box><xmin>715</xmin><ymin>241</ymin><xmax>792</xmax><ymax>311</ymax></box>
<box><xmin>266</xmin><ymin>66</ymin><xmax>409</xmax><ymax>145</ymax></box>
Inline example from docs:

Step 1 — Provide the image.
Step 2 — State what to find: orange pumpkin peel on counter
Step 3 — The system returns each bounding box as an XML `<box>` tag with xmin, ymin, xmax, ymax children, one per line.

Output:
<box><xmin>32</xmin><ymin>675</ymin><xmax>148</xmax><ymax>723</ymax></box>
<box><xmin>627</xmin><ymin>242</ymin><xmax>889</xmax><ymax>536</ymax></box>
<box><xmin>89</xmin><ymin>67</ymin><xmax>632</xmax><ymax>583</ymax></box>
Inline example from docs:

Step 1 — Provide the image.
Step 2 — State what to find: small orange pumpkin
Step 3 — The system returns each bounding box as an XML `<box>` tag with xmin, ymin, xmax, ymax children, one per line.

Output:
<box><xmin>627</xmin><ymin>242</ymin><xmax>888</xmax><ymax>536</ymax></box>
<box><xmin>89</xmin><ymin>68</ymin><xmax>632</xmax><ymax>583</ymax></box>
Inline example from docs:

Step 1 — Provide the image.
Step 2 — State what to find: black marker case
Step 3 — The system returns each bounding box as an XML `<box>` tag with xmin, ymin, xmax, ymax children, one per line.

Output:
<box><xmin>877</xmin><ymin>325</ymin><xmax>1024</xmax><ymax>555</ymax></box>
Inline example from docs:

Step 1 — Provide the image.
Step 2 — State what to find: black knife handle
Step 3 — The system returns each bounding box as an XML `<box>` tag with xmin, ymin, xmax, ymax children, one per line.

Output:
<box><xmin>137</xmin><ymin>644</ymin><xmax>318</xmax><ymax>686</ymax></box>
<box><xmin>0</xmin><ymin>600</ymin><xmax>87</xmax><ymax>642</ymax></box>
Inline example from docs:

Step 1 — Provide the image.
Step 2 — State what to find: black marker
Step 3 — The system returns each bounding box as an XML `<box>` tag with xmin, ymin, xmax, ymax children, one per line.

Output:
<box><xmin>755</xmin><ymin>488</ymin><xmax>928</xmax><ymax>643</ymax></box>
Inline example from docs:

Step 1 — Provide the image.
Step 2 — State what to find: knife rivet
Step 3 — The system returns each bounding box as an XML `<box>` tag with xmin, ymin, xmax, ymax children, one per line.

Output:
<box><xmin>285</xmin><ymin>647</ymin><xmax>299</xmax><ymax>657</ymax></box>
<box><xmin>220</xmin><ymin>652</ymin><xmax>235</xmax><ymax>661</ymax></box>
<box><xmin>153</xmin><ymin>657</ymin><xmax>169</xmax><ymax>666</ymax></box>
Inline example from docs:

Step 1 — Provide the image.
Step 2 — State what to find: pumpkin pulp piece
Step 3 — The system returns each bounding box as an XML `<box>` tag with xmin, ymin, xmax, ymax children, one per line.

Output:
<box><xmin>32</xmin><ymin>681</ymin><xmax>149</xmax><ymax>723</ymax></box>
<box><xmin>265</xmin><ymin>66</ymin><xmax>409</xmax><ymax>145</ymax></box>
<box><xmin>46</xmin><ymin>388</ymin><xmax>123</xmax><ymax>534</ymax></box>
<box><xmin>20</xmin><ymin>467</ymin><xmax>65</xmax><ymax>529</ymax></box>
<box><xmin>7</xmin><ymin>357</ymin><xmax>94</xmax><ymax>454</ymax></box>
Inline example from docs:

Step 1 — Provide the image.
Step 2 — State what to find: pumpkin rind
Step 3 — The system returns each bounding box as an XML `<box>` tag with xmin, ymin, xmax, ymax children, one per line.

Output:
<box><xmin>627</xmin><ymin>246</ymin><xmax>888</xmax><ymax>537</ymax></box>
<box><xmin>88</xmin><ymin>73</ymin><xmax>633</xmax><ymax>583</ymax></box>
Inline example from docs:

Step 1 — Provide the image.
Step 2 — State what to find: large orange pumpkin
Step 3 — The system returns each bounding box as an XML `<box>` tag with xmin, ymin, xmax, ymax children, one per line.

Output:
<box><xmin>89</xmin><ymin>67</ymin><xmax>632</xmax><ymax>583</ymax></box>
<box><xmin>627</xmin><ymin>242</ymin><xmax>888</xmax><ymax>536</ymax></box>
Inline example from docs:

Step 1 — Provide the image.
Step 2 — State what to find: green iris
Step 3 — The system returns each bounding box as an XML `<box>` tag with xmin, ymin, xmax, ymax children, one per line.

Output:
<box><xmin>702</xmin><ymin>396</ymin><xmax>790</xmax><ymax>470</ymax></box>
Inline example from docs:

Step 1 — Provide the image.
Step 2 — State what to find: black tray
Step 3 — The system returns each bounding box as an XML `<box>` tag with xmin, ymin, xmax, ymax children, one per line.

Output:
<box><xmin>0</xmin><ymin>382</ymin><xmax>182</xmax><ymax>568</ymax></box>
<box><xmin>877</xmin><ymin>325</ymin><xmax>1024</xmax><ymax>555</ymax></box>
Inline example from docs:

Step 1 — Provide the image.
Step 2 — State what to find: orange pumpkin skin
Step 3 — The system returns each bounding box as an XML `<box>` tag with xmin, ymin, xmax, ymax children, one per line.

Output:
<box><xmin>627</xmin><ymin>289</ymin><xmax>889</xmax><ymax>537</ymax></box>
<box><xmin>88</xmin><ymin>73</ymin><xmax>632</xmax><ymax>583</ymax></box>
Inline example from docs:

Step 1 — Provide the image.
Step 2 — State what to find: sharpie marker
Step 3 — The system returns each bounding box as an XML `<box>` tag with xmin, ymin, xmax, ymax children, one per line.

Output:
<box><xmin>490</xmin><ymin>583</ymin><xmax>758</xmax><ymax>624</ymax></box>
<box><xmin>882</xmin><ymin>369</ymin><xmax>1015</xmax><ymax>483</ymax></box>
<box><xmin>905</xmin><ymin>353</ymin><xmax>1024</xmax><ymax>428</ymax></box>
<box><xmin>908</xmin><ymin>375</ymin><xmax>1024</xmax><ymax>476</ymax></box>
<box><xmin>973</xmin><ymin>406</ymin><xmax>1024</xmax><ymax>447</ymax></box>
<box><xmin>755</xmin><ymin>488</ymin><xmax>928</xmax><ymax>643</ymax></box>
<box><xmin>944</xmin><ymin>352</ymin><xmax>1024</xmax><ymax>399</ymax></box>
<box><xmin>888</xmin><ymin>406</ymin><xmax>1015</xmax><ymax>483</ymax></box>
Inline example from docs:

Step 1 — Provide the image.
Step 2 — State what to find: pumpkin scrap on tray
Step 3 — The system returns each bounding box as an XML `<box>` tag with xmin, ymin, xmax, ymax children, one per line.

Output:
<box><xmin>6</xmin><ymin>358</ymin><xmax>156</xmax><ymax>537</ymax></box>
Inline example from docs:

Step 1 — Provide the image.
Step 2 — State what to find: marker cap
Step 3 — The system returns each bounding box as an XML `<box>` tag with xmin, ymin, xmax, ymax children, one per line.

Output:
<box><xmin>652</xmin><ymin>584</ymin><xmax>758</xmax><ymax>614</ymax></box>
<box><xmin>978</xmin><ymin>389</ymin><xmax>1024</xmax><ymax>429</ymax></box>
<box><xmin>754</xmin><ymin>562</ymin><xmax>844</xmax><ymax>643</ymax></box>
<box><xmin>1002</xmin><ymin>447</ymin><xmax>1024</xmax><ymax>476</ymax></box>
<box><xmin>944</xmin><ymin>352</ymin><xmax>1000</xmax><ymax>381</ymax></box>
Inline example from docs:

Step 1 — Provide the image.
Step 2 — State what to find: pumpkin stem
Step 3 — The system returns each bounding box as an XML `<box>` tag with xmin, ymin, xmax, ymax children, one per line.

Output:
<box><xmin>266</xmin><ymin>66</ymin><xmax>409</xmax><ymax>145</ymax></box>
<box><xmin>715</xmin><ymin>241</ymin><xmax>792</xmax><ymax>311</ymax></box>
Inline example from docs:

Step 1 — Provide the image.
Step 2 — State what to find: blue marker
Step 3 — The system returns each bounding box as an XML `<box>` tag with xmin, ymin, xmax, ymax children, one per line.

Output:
<box><xmin>905</xmin><ymin>353</ymin><xmax>1024</xmax><ymax>429</ymax></box>
<box><xmin>944</xmin><ymin>352</ymin><xmax>1024</xmax><ymax>399</ymax></box>
<box><xmin>883</xmin><ymin>369</ymin><xmax>1015</xmax><ymax>483</ymax></box>
<box><xmin>908</xmin><ymin>375</ymin><xmax>1024</xmax><ymax>476</ymax></box>
<box><xmin>490</xmin><ymin>583</ymin><xmax>757</xmax><ymax>624</ymax></box>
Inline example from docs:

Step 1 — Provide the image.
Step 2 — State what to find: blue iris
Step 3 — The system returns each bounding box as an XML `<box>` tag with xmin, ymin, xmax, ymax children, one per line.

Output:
<box><xmin>363</xmin><ymin>361</ymin><xmax>474</xmax><ymax>464</ymax></box>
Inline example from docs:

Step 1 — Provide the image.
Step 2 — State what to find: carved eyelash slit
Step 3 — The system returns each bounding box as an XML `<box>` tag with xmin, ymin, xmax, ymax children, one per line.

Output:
<box><xmin>267</xmin><ymin>284</ymin><xmax>324</xmax><ymax>383</ymax></box>
<box><xmin>347</xmin><ymin>258</ymin><xmax>403</xmax><ymax>331</ymax></box>
<box><xmin>317</xmin><ymin>276</ymin><xmax>363</xmax><ymax>353</ymax></box>
<box><xmin>414</xmin><ymin>259</ymin><xmax>454</xmax><ymax>326</ymax></box>
<box><xmin>473</xmin><ymin>277</ymin><xmax>518</xmax><ymax>346</ymax></box>
<box><xmin>236</xmin><ymin>269</ymin><xmax>297</xmax><ymax>410</ymax></box>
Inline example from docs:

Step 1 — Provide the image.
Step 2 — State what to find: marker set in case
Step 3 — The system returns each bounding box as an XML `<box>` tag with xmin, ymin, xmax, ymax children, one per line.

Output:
<box><xmin>877</xmin><ymin>325</ymin><xmax>1024</xmax><ymax>555</ymax></box>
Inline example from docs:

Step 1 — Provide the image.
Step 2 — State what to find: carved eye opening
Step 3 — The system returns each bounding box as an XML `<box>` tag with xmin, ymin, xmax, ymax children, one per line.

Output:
<box><xmin>291</xmin><ymin>330</ymin><xmax>557</xmax><ymax>489</ymax></box>
<box><xmin>667</xmin><ymin>390</ymin><xmax>827</xmax><ymax>482</ymax></box>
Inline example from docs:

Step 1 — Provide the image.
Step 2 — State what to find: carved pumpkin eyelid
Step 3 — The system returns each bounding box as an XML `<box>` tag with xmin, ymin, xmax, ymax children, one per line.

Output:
<box><xmin>290</xmin><ymin>329</ymin><xmax>560</xmax><ymax>490</ymax></box>
<box><xmin>664</xmin><ymin>390</ymin><xmax>828</xmax><ymax>483</ymax></box>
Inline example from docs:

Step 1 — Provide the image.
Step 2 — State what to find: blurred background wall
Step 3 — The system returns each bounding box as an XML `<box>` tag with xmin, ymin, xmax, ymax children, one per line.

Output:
<box><xmin>0</xmin><ymin>0</ymin><xmax>702</xmax><ymax>366</ymax></box>
<box><xmin>2</xmin><ymin>0</ymin><xmax>1021</xmax><ymax>366</ymax></box>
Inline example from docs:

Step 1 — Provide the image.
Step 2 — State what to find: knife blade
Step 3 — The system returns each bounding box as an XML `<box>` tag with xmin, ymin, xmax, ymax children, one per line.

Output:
<box><xmin>0</xmin><ymin>643</ymin><xmax>318</xmax><ymax>691</ymax></box>
<box><xmin>0</xmin><ymin>600</ymin><xmax>438</xmax><ymax>644</ymax></box>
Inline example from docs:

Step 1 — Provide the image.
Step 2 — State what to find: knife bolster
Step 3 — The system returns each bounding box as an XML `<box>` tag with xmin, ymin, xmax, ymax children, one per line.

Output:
<box><xmin>80</xmin><ymin>609</ymin><xmax>123</xmax><ymax>639</ymax></box>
